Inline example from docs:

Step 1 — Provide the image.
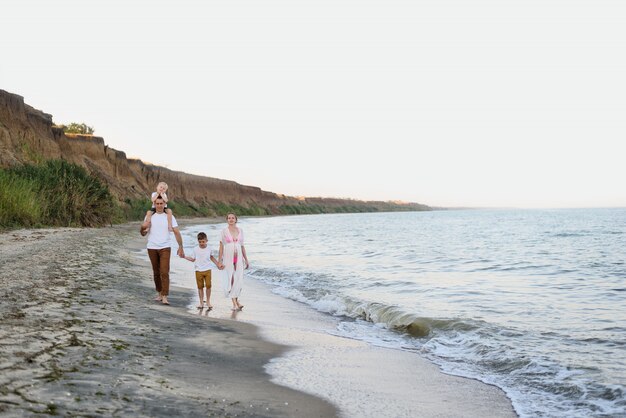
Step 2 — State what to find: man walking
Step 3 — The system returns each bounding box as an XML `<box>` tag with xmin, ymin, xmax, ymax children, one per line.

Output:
<box><xmin>140</xmin><ymin>196</ymin><xmax>184</xmax><ymax>305</ymax></box>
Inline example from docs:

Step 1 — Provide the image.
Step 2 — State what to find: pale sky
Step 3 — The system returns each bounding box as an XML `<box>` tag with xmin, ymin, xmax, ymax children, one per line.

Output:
<box><xmin>2</xmin><ymin>0</ymin><xmax>625</xmax><ymax>208</ymax></box>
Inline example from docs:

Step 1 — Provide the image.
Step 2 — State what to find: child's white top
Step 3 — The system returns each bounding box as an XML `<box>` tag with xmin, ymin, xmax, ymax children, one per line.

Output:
<box><xmin>151</xmin><ymin>191</ymin><xmax>168</xmax><ymax>208</ymax></box>
<box><xmin>190</xmin><ymin>245</ymin><xmax>213</xmax><ymax>272</ymax></box>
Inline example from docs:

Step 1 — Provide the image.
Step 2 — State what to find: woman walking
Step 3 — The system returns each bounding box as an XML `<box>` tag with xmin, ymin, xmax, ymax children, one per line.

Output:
<box><xmin>219</xmin><ymin>212</ymin><xmax>249</xmax><ymax>311</ymax></box>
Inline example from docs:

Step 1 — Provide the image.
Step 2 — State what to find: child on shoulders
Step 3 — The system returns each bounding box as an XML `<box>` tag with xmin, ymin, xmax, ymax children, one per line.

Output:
<box><xmin>145</xmin><ymin>181</ymin><xmax>174</xmax><ymax>231</ymax></box>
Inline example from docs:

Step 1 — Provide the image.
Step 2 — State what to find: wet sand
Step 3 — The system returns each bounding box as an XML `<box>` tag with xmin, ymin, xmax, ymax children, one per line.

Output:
<box><xmin>0</xmin><ymin>223</ymin><xmax>336</xmax><ymax>417</ymax></box>
<box><xmin>213</xmin><ymin>278</ymin><xmax>519</xmax><ymax>418</ymax></box>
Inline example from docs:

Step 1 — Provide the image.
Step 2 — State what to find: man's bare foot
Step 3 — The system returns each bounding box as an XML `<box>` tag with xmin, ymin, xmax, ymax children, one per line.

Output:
<box><xmin>162</xmin><ymin>296</ymin><xmax>170</xmax><ymax>305</ymax></box>
<box><xmin>155</xmin><ymin>295</ymin><xmax>162</xmax><ymax>301</ymax></box>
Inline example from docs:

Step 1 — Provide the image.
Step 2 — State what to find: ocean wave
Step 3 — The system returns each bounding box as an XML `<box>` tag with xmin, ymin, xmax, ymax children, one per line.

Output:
<box><xmin>251</xmin><ymin>268</ymin><xmax>480</xmax><ymax>339</ymax></box>
<box><xmin>552</xmin><ymin>232</ymin><xmax>591</xmax><ymax>238</ymax></box>
<box><xmin>423</xmin><ymin>331</ymin><xmax>626</xmax><ymax>418</ymax></box>
<box><xmin>342</xmin><ymin>299</ymin><xmax>483</xmax><ymax>338</ymax></box>
<box><xmin>250</xmin><ymin>266</ymin><xmax>626</xmax><ymax>418</ymax></box>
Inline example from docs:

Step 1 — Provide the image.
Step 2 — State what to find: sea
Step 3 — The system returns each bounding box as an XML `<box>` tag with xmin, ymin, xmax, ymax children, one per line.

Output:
<box><xmin>178</xmin><ymin>208</ymin><xmax>626</xmax><ymax>418</ymax></box>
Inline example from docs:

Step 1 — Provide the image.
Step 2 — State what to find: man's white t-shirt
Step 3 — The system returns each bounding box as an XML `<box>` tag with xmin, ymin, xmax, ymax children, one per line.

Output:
<box><xmin>190</xmin><ymin>245</ymin><xmax>213</xmax><ymax>272</ymax></box>
<box><xmin>146</xmin><ymin>212</ymin><xmax>178</xmax><ymax>249</ymax></box>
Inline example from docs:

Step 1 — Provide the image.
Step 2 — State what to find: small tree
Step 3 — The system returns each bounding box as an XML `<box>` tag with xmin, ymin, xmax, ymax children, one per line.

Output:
<box><xmin>62</xmin><ymin>122</ymin><xmax>95</xmax><ymax>135</ymax></box>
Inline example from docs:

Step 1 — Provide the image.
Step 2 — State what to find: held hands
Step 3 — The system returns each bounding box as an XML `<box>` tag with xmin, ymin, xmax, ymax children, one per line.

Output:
<box><xmin>213</xmin><ymin>260</ymin><xmax>247</xmax><ymax>269</ymax></box>
<box><xmin>177</xmin><ymin>247</ymin><xmax>185</xmax><ymax>258</ymax></box>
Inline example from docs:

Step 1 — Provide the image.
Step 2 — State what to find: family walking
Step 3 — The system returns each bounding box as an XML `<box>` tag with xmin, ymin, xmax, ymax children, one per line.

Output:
<box><xmin>140</xmin><ymin>182</ymin><xmax>249</xmax><ymax>311</ymax></box>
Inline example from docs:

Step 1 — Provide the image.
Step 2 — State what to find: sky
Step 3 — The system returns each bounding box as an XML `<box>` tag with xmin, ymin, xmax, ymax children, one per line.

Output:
<box><xmin>1</xmin><ymin>0</ymin><xmax>625</xmax><ymax>208</ymax></box>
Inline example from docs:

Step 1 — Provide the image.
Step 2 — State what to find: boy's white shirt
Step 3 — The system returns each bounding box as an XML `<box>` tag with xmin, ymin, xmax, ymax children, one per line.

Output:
<box><xmin>190</xmin><ymin>245</ymin><xmax>213</xmax><ymax>272</ymax></box>
<box><xmin>145</xmin><ymin>213</ymin><xmax>178</xmax><ymax>249</ymax></box>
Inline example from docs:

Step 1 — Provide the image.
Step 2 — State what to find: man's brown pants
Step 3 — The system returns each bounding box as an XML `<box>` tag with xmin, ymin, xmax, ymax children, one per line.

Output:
<box><xmin>148</xmin><ymin>248</ymin><xmax>171</xmax><ymax>296</ymax></box>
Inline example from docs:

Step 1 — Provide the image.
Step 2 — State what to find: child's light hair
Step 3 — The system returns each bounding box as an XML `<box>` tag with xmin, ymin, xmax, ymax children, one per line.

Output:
<box><xmin>157</xmin><ymin>181</ymin><xmax>169</xmax><ymax>190</ymax></box>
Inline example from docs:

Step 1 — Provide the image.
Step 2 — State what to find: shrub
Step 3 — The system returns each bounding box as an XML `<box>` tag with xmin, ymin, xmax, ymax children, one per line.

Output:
<box><xmin>5</xmin><ymin>160</ymin><xmax>115</xmax><ymax>227</ymax></box>
<box><xmin>121</xmin><ymin>198</ymin><xmax>150</xmax><ymax>221</ymax></box>
<box><xmin>61</xmin><ymin>123</ymin><xmax>95</xmax><ymax>135</ymax></box>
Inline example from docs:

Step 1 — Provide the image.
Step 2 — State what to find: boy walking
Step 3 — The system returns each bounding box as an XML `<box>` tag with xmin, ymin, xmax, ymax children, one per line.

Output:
<box><xmin>185</xmin><ymin>232</ymin><xmax>222</xmax><ymax>310</ymax></box>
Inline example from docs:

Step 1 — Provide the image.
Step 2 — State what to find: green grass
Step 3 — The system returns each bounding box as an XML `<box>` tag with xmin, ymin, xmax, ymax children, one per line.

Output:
<box><xmin>209</xmin><ymin>201</ymin><xmax>271</xmax><ymax>217</ymax></box>
<box><xmin>0</xmin><ymin>170</ymin><xmax>42</xmax><ymax>228</ymax></box>
<box><xmin>0</xmin><ymin>160</ymin><xmax>117</xmax><ymax>229</ymax></box>
<box><xmin>119</xmin><ymin>198</ymin><xmax>150</xmax><ymax>221</ymax></box>
<box><xmin>277</xmin><ymin>203</ymin><xmax>376</xmax><ymax>215</ymax></box>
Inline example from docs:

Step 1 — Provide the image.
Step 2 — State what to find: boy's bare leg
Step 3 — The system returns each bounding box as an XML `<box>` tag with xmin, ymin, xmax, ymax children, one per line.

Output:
<box><xmin>196</xmin><ymin>288</ymin><xmax>204</xmax><ymax>308</ymax></box>
<box><xmin>166</xmin><ymin>208</ymin><xmax>173</xmax><ymax>231</ymax></box>
<box><xmin>205</xmin><ymin>287</ymin><xmax>212</xmax><ymax>308</ymax></box>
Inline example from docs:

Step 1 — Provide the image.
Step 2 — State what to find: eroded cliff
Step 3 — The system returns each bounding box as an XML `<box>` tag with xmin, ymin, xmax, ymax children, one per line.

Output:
<box><xmin>0</xmin><ymin>89</ymin><xmax>430</xmax><ymax>214</ymax></box>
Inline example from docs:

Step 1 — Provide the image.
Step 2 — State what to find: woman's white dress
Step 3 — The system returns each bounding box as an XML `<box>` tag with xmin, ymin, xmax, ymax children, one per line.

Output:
<box><xmin>220</xmin><ymin>227</ymin><xmax>244</xmax><ymax>298</ymax></box>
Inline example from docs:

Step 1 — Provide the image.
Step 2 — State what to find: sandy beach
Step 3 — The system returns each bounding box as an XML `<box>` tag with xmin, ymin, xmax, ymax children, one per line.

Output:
<box><xmin>0</xmin><ymin>223</ymin><xmax>336</xmax><ymax>417</ymax></box>
<box><xmin>0</xmin><ymin>222</ymin><xmax>517</xmax><ymax>417</ymax></box>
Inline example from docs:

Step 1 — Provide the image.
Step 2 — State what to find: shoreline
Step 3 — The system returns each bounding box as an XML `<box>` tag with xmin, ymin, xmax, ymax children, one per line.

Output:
<box><xmin>215</xmin><ymin>278</ymin><xmax>519</xmax><ymax>418</ymax></box>
<box><xmin>172</xmin><ymin>220</ymin><xmax>518</xmax><ymax>417</ymax></box>
<box><xmin>1</xmin><ymin>221</ymin><xmax>518</xmax><ymax>417</ymax></box>
<box><xmin>0</xmin><ymin>223</ymin><xmax>337</xmax><ymax>417</ymax></box>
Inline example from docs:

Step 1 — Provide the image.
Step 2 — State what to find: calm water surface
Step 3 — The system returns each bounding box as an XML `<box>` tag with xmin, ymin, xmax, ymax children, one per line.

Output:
<box><xmin>195</xmin><ymin>209</ymin><xmax>626</xmax><ymax>417</ymax></box>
